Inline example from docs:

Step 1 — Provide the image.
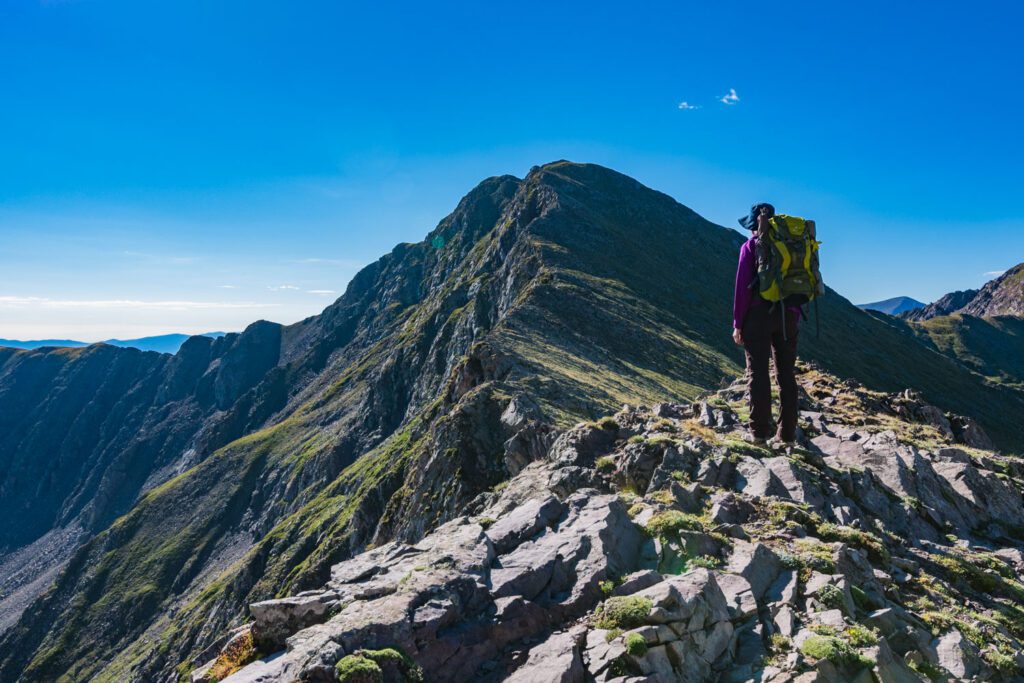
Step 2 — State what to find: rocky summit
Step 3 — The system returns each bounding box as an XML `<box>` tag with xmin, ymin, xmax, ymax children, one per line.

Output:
<box><xmin>199</xmin><ymin>366</ymin><xmax>1024</xmax><ymax>683</ymax></box>
<box><xmin>2</xmin><ymin>162</ymin><xmax>1024</xmax><ymax>683</ymax></box>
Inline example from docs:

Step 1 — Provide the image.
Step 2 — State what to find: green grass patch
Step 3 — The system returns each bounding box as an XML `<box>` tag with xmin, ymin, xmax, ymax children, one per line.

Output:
<box><xmin>593</xmin><ymin>596</ymin><xmax>653</xmax><ymax>630</ymax></box>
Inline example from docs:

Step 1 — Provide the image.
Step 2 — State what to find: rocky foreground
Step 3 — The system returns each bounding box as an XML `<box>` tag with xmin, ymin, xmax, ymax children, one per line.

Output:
<box><xmin>190</xmin><ymin>364</ymin><xmax>1024</xmax><ymax>683</ymax></box>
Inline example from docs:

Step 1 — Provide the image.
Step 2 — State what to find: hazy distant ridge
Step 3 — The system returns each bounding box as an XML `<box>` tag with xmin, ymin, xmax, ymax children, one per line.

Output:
<box><xmin>0</xmin><ymin>332</ymin><xmax>226</xmax><ymax>354</ymax></box>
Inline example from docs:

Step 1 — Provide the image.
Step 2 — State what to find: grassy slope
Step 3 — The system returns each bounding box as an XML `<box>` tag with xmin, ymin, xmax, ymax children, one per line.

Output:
<box><xmin>907</xmin><ymin>314</ymin><xmax>1024</xmax><ymax>389</ymax></box>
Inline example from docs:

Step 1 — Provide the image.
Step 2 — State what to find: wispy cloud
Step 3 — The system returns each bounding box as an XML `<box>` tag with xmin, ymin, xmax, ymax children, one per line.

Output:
<box><xmin>0</xmin><ymin>296</ymin><xmax>279</xmax><ymax>310</ymax></box>
<box><xmin>218</xmin><ymin>284</ymin><xmax>238</xmax><ymax>289</ymax></box>
<box><xmin>307</xmin><ymin>289</ymin><xmax>336</xmax><ymax>296</ymax></box>
<box><xmin>983</xmin><ymin>270</ymin><xmax>1006</xmax><ymax>277</ymax></box>
<box><xmin>677</xmin><ymin>101</ymin><xmax>700</xmax><ymax>110</ymax></box>
<box><xmin>719</xmin><ymin>88</ymin><xmax>740</xmax><ymax>105</ymax></box>
<box><xmin>267</xmin><ymin>284</ymin><xmax>300</xmax><ymax>291</ymax></box>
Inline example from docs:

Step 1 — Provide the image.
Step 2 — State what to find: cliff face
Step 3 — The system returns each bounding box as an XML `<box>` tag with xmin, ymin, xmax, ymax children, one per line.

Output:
<box><xmin>2</xmin><ymin>162</ymin><xmax>1023</xmax><ymax>683</ymax></box>
<box><xmin>0</xmin><ymin>324</ymin><xmax>282</xmax><ymax>632</ymax></box>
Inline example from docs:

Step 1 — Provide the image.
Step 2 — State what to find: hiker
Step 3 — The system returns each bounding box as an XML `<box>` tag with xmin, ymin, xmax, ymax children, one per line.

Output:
<box><xmin>732</xmin><ymin>203</ymin><xmax>818</xmax><ymax>446</ymax></box>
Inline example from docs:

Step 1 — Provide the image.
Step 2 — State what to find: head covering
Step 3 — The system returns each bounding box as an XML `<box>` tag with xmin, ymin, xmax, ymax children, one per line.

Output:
<box><xmin>738</xmin><ymin>203</ymin><xmax>775</xmax><ymax>231</ymax></box>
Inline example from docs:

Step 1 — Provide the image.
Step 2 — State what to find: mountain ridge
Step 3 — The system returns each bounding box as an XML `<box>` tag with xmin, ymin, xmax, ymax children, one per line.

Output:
<box><xmin>1</xmin><ymin>161</ymin><xmax>1022</xmax><ymax>683</ymax></box>
<box><xmin>903</xmin><ymin>263</ymin><xmax>1024</xmax><ymax>322</ymax></box>
<box><xmin>0</xmin><ymin>332</ymin><xmax>227</xmax><ymax>354</ymax></box>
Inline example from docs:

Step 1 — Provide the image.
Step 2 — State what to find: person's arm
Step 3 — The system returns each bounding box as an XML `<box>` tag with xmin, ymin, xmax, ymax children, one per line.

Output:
<box><xmin>733</xmin><ymin>241</ymin><xmax>754</xmax><ymax>342</ymax></box>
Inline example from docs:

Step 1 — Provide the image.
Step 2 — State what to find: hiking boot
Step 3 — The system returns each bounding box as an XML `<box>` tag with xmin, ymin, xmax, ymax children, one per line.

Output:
<box><xmin>768</xmin><ymin>435</ymin><xmax>796</xmax><ymax>451</ymax></box>
<box><xmin>743</xmin><ymin>433</ymin><xmax>768</xmax><ymax>446</ymax></box>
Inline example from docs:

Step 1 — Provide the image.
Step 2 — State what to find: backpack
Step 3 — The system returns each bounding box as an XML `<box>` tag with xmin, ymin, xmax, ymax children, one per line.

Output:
<box><xmin>754</xmin><ymin>214</ymin><xmax>824</xmax><ymax>306</ymax></box>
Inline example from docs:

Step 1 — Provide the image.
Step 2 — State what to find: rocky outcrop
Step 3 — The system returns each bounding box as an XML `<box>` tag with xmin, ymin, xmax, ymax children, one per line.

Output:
<box><xmin>201</xmin><ymin>366</ymin><xmax>1024</xmax><ymax>682</ymax></box>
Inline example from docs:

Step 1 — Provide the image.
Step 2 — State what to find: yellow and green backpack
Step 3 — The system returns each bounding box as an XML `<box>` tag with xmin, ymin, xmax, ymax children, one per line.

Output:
<box><xmin>755</xmin><ymin>214</ymin><xmax>824</xmax><ymax>306</ymax></box>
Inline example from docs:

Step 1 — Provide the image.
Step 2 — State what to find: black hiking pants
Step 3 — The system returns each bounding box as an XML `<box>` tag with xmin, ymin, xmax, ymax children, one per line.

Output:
<box><xmin>741</xmin><ymin>304</ymin><xmax>799</xmax><ymax>441</ymax></box>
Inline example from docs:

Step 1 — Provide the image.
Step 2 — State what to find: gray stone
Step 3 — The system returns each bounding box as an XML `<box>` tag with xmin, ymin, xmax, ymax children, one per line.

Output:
<box><xmin>715</xmin><ymin>572</ymin><xmax>758</xmax><ymax>619</ymax></box>
<box><xmin>486</xmin><ymin>495</ymin><xmax>565</xmax><ymax>554</ymax></box>
<box><xmin>765</xmin><ymin>569</ymin><xmax>799</xmax><ymax>606</ymax></box>
<box><xmin>612</xmin><ymin>570</ymin><xmax>663</xmax><ymax>597</ymax></box>
<box><xmin>505</xmin><ymin>629</ymin><xmax>586</xmax><ymax>683</ymax></box>
<box><xmin>726</xmin><ymin>541</ymin><xmax>783</xmax><ymax>599</ymax></box>
<box><xmin>773</xmin><ymin>604</ymin><xmax>797</xmax><ymax>637</ymax></box>
<box><xmin>249</xmin><ymin>593</ymin><xmax>336</xmax><ymax>651</ymax></box>
<box><xmin>933</xmin><ymin>629</ymin><xmax>983</xmax><ymax>680</ymax></box>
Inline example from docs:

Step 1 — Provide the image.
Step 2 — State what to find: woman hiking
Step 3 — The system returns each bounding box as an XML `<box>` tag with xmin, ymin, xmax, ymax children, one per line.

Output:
<box><xmin>733</xmin><ymin>203</ymin><xmax>802</xmax><ymax>446</ymax></box>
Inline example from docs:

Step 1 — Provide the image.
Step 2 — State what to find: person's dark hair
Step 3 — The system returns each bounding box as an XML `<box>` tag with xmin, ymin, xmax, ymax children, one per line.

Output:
<box><xmin>738</xmin><ymin>203</ymin><xmax>775</xmax><ymax>231</ymax></box>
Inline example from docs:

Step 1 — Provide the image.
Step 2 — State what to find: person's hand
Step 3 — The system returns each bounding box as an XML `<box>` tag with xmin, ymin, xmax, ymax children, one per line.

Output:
<box><xmin>732</xmin><ymin>328</ymin><xmax>743</xmax><ymax>345</ymax></box>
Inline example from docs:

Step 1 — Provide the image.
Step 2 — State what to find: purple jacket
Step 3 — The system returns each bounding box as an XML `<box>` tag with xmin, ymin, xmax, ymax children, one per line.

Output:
<box><xmin>733</xmin><ymin>237</ymin><xmax>801</xmax><ymax>329</ymax></box>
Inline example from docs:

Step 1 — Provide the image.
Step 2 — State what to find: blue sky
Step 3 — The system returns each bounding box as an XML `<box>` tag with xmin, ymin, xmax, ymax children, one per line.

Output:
<box><xmin>1</xmin><ymin>0</ymin><xmax>1021</xmax><ymax>340</ymax></box>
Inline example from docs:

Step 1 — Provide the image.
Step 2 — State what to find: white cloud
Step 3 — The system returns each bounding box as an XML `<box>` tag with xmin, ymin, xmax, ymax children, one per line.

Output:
<box><xmin>983</xmin><ymin>270</ymin><xmax>1006</xmax><ymax>277</ymax></box>
<box><xmin>0</xmin><ymin>296</ymin><xmax>279</xmax><ymax>310</ymax></box>
<box><xmin>719</xmin><ymin>88</ymin><xmax>740</xmax><ymax>105</ymax></box>
<box><xmin>267</xmin><ymin>284</ymin><xmax>300</xmax><ymax>291</ymax></box>
<box><xmin>307</xmin><ymin>289</ymin><xmax>336</xmax><ymax>295</ymax></box>
<box><xmin>218</xmin><ymin>284</ymin><xmax>238</xmax><ymax>289</ymax></box>
<box><xmin>677</xmin><ymin>101</ymin><xmax>700</xmax><ymax>110</ymax></box>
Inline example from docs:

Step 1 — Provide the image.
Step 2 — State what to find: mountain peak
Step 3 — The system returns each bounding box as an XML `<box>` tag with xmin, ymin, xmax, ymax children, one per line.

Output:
<box><xmin>2</xmin><ymin>164</ymin><xmax>1024</xmax><ymax>683</ymax></box>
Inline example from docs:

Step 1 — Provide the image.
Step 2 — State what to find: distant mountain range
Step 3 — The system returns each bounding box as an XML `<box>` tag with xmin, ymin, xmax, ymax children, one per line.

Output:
<box><xmin>856</xmin><ymin>295</ymin><xmax>925</xmax><ymax>315</ymax></box>
<box><xmin>0</xmin><ymin>332</ymin><xmax>226</xmax><ymax>354</ymax></box>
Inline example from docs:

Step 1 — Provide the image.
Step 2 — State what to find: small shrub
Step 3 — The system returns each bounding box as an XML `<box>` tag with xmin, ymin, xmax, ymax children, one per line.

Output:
<box><xmin>604</xmin><ymin>627</ymin><xmax>623</xmax><ymax>642</ymax></box>
<box><xmin>778</xmin><ymin>552</ymin><xmax>804</xmax><ymax>570</ymax></box>
<box><xmin>983</xmin><ymin>648</ymin><xmax>1018</xmax><ymax>675</ymax></box>
<box><xmin>817</xmin><ymin>583</ymin><xmax>845</xmax><ymax>610</ymax></box>
<box><xmin>624</xmin><ymin>632</ymin><xmax>648</xmax><ymax>656</ymax></box>
<box><xmin>355</xmin><ymin>648</ymin><xmax>424</xmax><ymax>683</ymax></box>
<box><xmin>919</xmin><ymin>610</ymin><xmax>956</xmax><ymax>635</ymax></box>
<box><xmin>477</xmin><ymin>517</ymin><xmax>496</xmax><ymax>529</ymax></box>
<box><xmin>599</xmin><ymin>580</ymin><xmax>615</xmax><ymax>596</ymax></box>
<box><xmin>597</xmin><ymin>417</ymin><xmax>620</xmax><ymax>432</ymax></box>
<box><xmin>649</xmin><ymin>489</ymin><xmax>674</xmax><ymax>505</ymax></box>
<box><xmin>336</xmin><ymin>654</ymin><xmax>382</xmax><ymax>682</ymax></box>
<box><xmin>935</xmin><ymin>554</ymin><xmax>1000</xmax><ymax>593</ymax></box>
<box><xmin>850</xmin><ymin>585</ymin><xmax>870</xmax><ymax>611</ymax></box>
<box><xmin>628</xmin><ymin>434</ymin><xmax>646</xmax><ymax>444</ymax></box>
<box><xmin>595</xmin><ymin>456</ymin><xmax>616</xmax><ymax>473</ymax></box>
<box><xmin>670</xmin><ymin>469</ymin><xmax>689</xmax><ymax>482</ymax></box>
<box><xmin>816</xmin><ymin>523</ymin><xmax>890</xmax><ymax>564</ymax></box>
<box><xmin>689</xmin><ymin>555</ymin><xmax>719</xmax><ymax>569</ymax></box>
<box><xmin>205</xmin><ymin>630</ymin><xmax>257</xmax><ymax>681</ymax></box>
<box><xmin>646</xmin><ymin>510</ymin><xmax>703</xmax><ymax>537</ymax></box>
<box><xmin>594</xmin><ymin>596</ymin><xmax>653</xmax><ymax>630</ymax></box>
<box><xmin>769</xmin><ymin>633</ymin><xmax>792</xmax><ymax>652</ymax></box>
<box><xmin>844</xmin><ymin>624</ymin><xmax>879</xmax><ymax>647</ymax></box>
<box><xmin>799</xmin><ymin>635</ymin><xmax>873</xmax><ymax>669</ymax></box>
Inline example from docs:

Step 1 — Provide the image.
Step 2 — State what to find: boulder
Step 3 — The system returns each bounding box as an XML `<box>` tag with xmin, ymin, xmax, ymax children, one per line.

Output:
<box><xmin>725</xmin><ymin>542</ymin><xmax>783</xmax><ymax>600</ymax></box>
<box><xmin>249</xmin><ymin>592</ymin><xmax>338</xmax><ymax>651</ymax></box>
<box><xmin>505</xmin><ymin>629</ymin><xmax>586</xmax><ymax>683</ymax></box>
<box><xmin>933</xmin><ymin>629</ymin><xmax>984</xmax><ymax>680</ymax></box>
